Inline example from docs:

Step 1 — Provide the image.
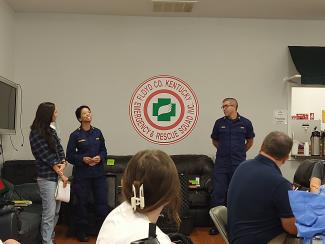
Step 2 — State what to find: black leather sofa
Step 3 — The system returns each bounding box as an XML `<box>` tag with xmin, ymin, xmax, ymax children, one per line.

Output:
<box><xmin>66</xmin><ymin>154</ymin><xmax>214</xmax><ymax>236</ymax></box>
<box><xmin>104</xmin><ymin>154</ymin><xmax>214</xmax><ymax>227</ymax></box>
<box><xmin>0</xmin><ymin>179</ymin><xmax>42</xmax><ymax>244</ymax></box>
<box><xmin>2</xmin><ymin>155</ymin><xmax>214</xmax><ymax>238</ymax></box>
<box><xmin>1</xmin><ymin>160</ymin><xmax>42</xmax><ymax>244</ymax></box>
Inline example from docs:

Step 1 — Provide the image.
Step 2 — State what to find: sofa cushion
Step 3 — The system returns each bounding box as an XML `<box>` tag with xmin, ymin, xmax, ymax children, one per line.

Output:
<box><xmin>2</xmin><ymin>160</ymin><xmax>37</xmax><ymax>185</ymax></box>
<box><xmin>13</xmin><ymin>183</ymin><xmax>41</xmax><ymax>203</ymax></box>
<box><xmin>170</xmin><ymin>155</ymin><xmax>214</xmax><ymax>175</ymax></box>
<box><xmin>188</xmin><ymin>190</ymin><xmax>210</xmax><ymax>207</ymax></box>
<box><xmin>105</xmin><ymin>154</ymin><xmax>214</xmax><ymax>176</ymax></box>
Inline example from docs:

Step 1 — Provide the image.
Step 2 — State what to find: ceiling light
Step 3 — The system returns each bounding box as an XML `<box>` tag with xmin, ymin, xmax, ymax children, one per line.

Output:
<box><xmin>152</xmin><ymin>0</ymin><xmax>198</xmax><ymax>13</ymax></box>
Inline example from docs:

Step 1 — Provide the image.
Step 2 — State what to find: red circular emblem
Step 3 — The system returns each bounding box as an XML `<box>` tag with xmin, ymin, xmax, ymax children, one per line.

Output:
<box><xmin>129</xmin><ymin>75</ymin><xmax>199</xmax><ymax>145</ymax></box>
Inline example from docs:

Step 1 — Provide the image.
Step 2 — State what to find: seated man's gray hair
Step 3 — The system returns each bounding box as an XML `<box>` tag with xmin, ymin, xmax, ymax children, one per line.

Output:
<box><xmin>261</xmin><ymin>131</ymin><xmax>293</xmax><ymax>160</ymax></box>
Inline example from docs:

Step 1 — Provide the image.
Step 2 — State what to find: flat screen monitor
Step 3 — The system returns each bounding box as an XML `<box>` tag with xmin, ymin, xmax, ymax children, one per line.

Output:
<box><xmin>0</xmin><ymin>76</ymin><xmax>18</xmax><ymax>134</ymax></box>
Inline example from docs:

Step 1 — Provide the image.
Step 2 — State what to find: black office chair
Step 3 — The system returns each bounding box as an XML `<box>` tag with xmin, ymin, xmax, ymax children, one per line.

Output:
<box><xmin>130</xmin><ymin>223</ymin><xmax>193</xmax><ymax>244</ymax></box>
<box><xmin>293</xmin><ymin>160</ymin><xmax>319</xmax><ymax>190</ymax></box>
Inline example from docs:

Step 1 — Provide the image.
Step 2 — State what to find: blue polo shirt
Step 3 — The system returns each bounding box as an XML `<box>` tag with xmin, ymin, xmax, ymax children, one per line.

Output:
<box><xmin>66</xmin><ymin>126</ymin><xmax>108</xmax><ymax>178</ymax></box>
<box><xmin>228</xmin><ymin>155</ymin><xmax>294</xmax><ymax>244</ymax></box>
<box><xmin>211</xmin><ymin>114</ymin><xmax>254</xmax><ymax>168</ymax></box>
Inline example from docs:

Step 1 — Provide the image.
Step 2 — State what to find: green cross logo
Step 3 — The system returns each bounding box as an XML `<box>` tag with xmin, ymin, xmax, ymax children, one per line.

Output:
<box><xmin>152</xmin><ymin>98</ymin><xmax>176</xmax><ymax>121</ymax></box>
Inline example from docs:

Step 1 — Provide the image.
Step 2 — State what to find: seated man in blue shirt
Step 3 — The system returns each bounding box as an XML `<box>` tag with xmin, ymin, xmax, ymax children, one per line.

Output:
<box><xmin>228</xmin><ymin>131</ymin><xmax>297</xmax><ymax>244</ymax></box>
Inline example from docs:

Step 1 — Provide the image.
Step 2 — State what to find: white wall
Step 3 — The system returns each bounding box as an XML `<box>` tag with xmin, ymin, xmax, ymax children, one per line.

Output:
<box><xmin>0</xmin><ymin>0</ymin><xmax>15</xmax><ymax>163</ymax></box>
<box><xmin>6</xmin><ymin>14</ymin><xmax>325</xmax><ymax>171</ymax></box>
<box><xmin>0</xmin><ymin>0</ymin><xmax>14</xmax><ymax>78</ymax></box>
<box><xmin>291</xmin><ymin>87</ymin><xmax>325</xmax><ymax>129</ymax></box>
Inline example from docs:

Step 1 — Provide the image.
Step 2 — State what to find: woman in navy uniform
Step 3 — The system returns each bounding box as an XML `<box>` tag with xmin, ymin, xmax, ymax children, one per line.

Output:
<box><xmin>66</xmin><ymin>105</ymin><xmax>109</xmax><ymax>242</ymax></box>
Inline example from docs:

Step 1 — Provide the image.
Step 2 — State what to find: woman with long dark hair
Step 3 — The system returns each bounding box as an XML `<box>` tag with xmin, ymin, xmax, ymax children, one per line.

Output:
<box><xmin>29</xmin><ymin>102</ymin><xmax>68</xmax><ymax>244</ymax></box>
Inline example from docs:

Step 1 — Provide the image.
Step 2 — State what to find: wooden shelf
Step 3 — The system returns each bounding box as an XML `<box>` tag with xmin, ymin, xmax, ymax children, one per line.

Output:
<box><xmin>291</xmin><ymin>155</ymin><xmax>325</xmax><ymax>160</ymax></box>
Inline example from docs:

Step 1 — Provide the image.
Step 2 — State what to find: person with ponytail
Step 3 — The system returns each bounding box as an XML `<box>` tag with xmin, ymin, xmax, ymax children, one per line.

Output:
<box><xmin>29</xmin><ymin>102</ymin><xmax>68</xmax><ymax>244</ymax></box>
<box><xmin>96</xmin><ymin>149</ymin><xmax>181</xmax><ymax>244</ymax></box>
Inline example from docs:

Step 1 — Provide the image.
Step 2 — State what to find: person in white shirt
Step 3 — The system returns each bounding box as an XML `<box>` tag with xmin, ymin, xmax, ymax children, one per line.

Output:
<box><xmin>96</xmin><ymin>149</ymin><xmax>181</xmax><ymax>244</ymax></box>
<box><xmin>0</xmin><ymin>239</ymin><xmax>20</xmax><ymax>244</ymax></box>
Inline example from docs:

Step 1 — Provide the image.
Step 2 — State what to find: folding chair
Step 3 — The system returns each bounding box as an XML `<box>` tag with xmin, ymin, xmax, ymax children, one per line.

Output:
<box><xmin>209</xmin><ymin>206</ymin><xmax>229</xmax><ymax>244</ymax></box>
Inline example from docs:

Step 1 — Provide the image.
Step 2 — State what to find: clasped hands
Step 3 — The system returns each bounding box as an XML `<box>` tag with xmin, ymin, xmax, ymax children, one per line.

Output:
<box><xmin>56</xmin><ymin>160</ymin><xmax>69</xmax><ymax>187</ymax></box>
<box><xmin>83</xmin><ymin>156</ymin><xmax>101</xmax><ymax>167</ymax></box>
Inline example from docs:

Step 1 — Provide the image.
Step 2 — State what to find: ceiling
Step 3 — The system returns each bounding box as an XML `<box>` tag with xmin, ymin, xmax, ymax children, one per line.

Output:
<box><xmin>5</xmin><ymin>0</ymin><xmax>325</xmax><ymax>20</ymax></box>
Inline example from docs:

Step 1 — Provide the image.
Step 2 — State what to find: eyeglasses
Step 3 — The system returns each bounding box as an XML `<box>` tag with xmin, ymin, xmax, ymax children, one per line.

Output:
<box><xmin>221</xmin><ymin>104</ymin><xmax>234</xmax><ymax>109</ymax></box>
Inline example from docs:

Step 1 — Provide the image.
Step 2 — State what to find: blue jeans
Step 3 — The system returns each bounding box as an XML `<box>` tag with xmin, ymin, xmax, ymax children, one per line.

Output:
<box><xmin>37</xmin><ymin>178</ymin><xmax>61</xmax><ymax>244</ymax></box>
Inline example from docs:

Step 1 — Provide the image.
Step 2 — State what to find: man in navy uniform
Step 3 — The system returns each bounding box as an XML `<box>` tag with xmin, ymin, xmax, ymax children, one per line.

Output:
<box><xmin>210</xmin><ymin>98</ymin><xmax>255</xmax><ymax>234</ymax></box>
<box><xmin>67</xmin><ymin>105</ymin><xmax>109</xmax><ymax>242</ymax></box>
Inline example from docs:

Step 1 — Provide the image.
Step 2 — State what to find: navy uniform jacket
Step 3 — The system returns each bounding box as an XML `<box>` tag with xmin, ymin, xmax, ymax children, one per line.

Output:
<box><xmin>66</xmin><ymin>126</ymin><xmax>107</xmax><ymax>178</ymax></box>
<box><xmin>211</xmin><ymin>114</ymin><xmax>255</xmax><ymax>170</ymax></box>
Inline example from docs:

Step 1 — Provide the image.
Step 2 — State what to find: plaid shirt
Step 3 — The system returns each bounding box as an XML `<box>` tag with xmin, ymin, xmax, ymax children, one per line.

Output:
<box><xmin>29</xmin><ymin>128</ymin><xmax>65</xmax><ymax>181</ymax></box>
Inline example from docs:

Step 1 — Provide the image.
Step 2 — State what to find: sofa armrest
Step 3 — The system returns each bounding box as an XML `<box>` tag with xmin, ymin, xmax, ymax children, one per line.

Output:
<box><xmin>0</xmin><ymin>205</ymin><xmax>15</xmax><ymax>216</ymax></box>
<box><xmin>0</xmin><ymin>206</ymin><xmax>20</xmax><ymax>241</ymax></box>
